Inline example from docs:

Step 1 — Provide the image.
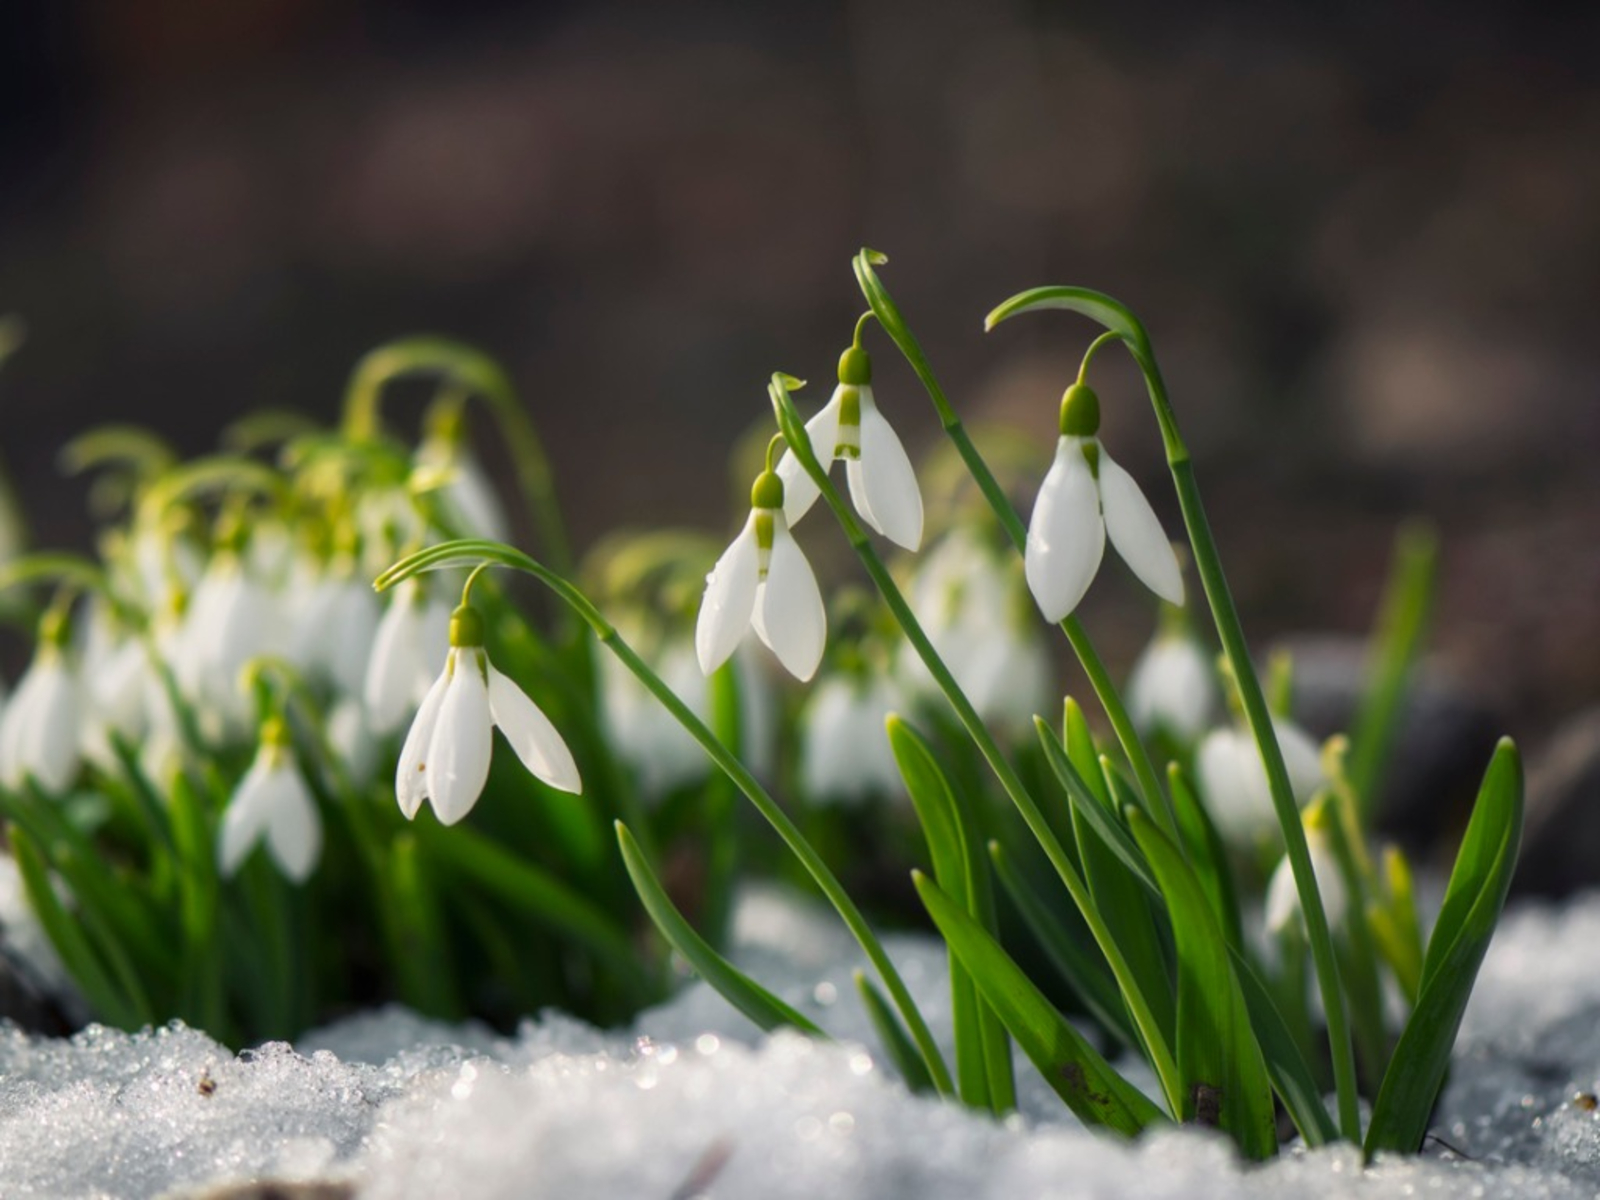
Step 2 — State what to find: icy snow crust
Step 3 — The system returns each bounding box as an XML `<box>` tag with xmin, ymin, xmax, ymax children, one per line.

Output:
<box><xmin>4</xmin><ymin>890</ymin><xmax>1600</xmax><ymax>1199</ymax></box>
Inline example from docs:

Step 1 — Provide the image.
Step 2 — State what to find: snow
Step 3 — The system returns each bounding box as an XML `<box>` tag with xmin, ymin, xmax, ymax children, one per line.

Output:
<box><xmin>4</xmin><ymin>887</ymin><xmax>1600</xmax><ymax>1199</ymax></box>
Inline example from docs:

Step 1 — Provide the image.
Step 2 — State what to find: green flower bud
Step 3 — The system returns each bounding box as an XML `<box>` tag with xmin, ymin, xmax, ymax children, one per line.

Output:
<box><xmin>750</xmin><ymin>469</ymin><xmax>785</xmax><ymax>511</ymax></box>
<box><xmin>838</xmin><ymin>345</ymin><xmax>872</xmax><ymax>386</ymax></box>
<box><xmin>449</xmin><ymin>602</ymin><xmax>486</xmax><ymax>649</ymax></box>
<box><xmin>1058</xmin><ymin>383</ymin><xmax>1101</xmax><ymax>437</ymax></box>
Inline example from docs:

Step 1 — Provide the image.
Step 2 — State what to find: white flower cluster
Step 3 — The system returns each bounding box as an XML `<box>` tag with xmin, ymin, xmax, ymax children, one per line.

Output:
<box><xmin>0</xmin><ymin>425</ymin><xmax>530</xmax><ymax>884</ymax></box>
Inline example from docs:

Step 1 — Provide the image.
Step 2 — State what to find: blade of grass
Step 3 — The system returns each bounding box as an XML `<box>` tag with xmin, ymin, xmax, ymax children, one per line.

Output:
<box><xmin>853</xmin><ymin>970</ymin><xmax>935</xmax><ymax>1094</ymax></box>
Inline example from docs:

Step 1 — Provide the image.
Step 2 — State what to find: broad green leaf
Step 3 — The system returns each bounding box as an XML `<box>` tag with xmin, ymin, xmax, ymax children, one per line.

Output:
<box><xmin>1229</xmin><ymin>947</ymin><xmax>1339</xmax><ymax>1147</ymax></box>
<box><xmin>1168</xmin><ymin>762</ymin><xmax>1244</xmax><ymax>950</ymax></box>
<box><xmin>1366</xmin><ymin>738</ymin><xmax>1523</xmax><ymax>1157</ymax></box>
<box><xmin>853</xmin><ymin>970</ymin><xmax>934</xmax><ymax>1094</ymax></box>
<box><xmin>1034</xmin><ymin>718</ymin><xmax>1157</xmax><ymax>895</ymax></box>
<box><xmin>889</xmin><ymin>715</ymin><xmax>1012</xmax><ymax>1112</ymax></box>
<box><xmin>617</xmin><ymin>822</ymin><xmax>825</xmax><ymax>1037</ymax></box>
<box><xmin>915</xmin><ymin>870</ymin><xmax>1166</xmax><ymax>1137</ymax></box>
<box><xmin>1128</xmin><ymin>808</ymin><xmax>1277</xmax><ymax>1160</ymax></box>
<box><xmin>990</xmin><ymin>840</ymin><xmax>1136</xmax><ymax>1048</ymax></box>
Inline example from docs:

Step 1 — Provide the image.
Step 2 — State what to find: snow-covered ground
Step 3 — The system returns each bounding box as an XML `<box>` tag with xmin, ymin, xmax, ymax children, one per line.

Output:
<box><xmin>4</xmin><ymin>886</ymin><xmax>1600</xmax><ymax>1199</ymax></box>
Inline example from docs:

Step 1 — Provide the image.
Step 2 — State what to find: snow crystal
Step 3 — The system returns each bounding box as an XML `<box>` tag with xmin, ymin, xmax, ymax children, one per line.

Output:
<box><xmin>5</xmin><ymin>888</ymin><xmax>1600</xmax><ymax>1198</ymax></box>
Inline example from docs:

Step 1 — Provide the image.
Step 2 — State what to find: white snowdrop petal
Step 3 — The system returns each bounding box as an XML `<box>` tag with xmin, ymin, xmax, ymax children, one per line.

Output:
<box><xmin>776</xmin><ymin>396</ymin><xmax>842</xmax><ymax>527</ymax></box>
<box><xmin>1098</xmin><ymin>452</ymin><xmax>1184</xmax><ymax>605</ymax></box>
<box><xmin>1276</xmin><ymin>719</ymin><xmax>1327</xmax><ymax>804</ymax></box>
<box><xmin>1024</xmin><ymin>437</ymin><xmax>1105</xmax><ymax>623</ymax></box>
<box><xmin>32</xmin><ymin>662</ymin><xmax>82</xmax><ymax>793</ymax></box>
<box><xmin>1197</xmin><ymin>728</ymin><xmax>1276</xmax><ymax>846</ymax></box>
<box><xmin>1127</xmin><ymin>637</ymin><xmax>1216</xmax><ymax>742</ymax></box>
<box><xmin>395</xmin><ymin>669</ymin><xmax>449</xmax><ymax>819</ymax></box>
<box><xmin>694</xmin><ymin>516</ymin><xmax>760</xmax><ymax>676</ymax></box>
<box><xmin>265</xmin><ymin>769</ymin><xmax>322</xmax><ymax>884</ymax></box>
<box><xmin>427</xmin><ymin>651</ymin><xmax>493</xmax><ymax>825</ymax></box>
<box><xmin>752</xmin><ymin>525</ymin><xmax>826</xmax><ymax>681</ymax></box>
<box><xmin>365</xmin><ymin>594</ymin><xmax>423</xmax><ymax>733</ymax></box>
<box><xmin>854</xmin><ymin>398</ymin><xmax>923</xmax><ymax>550</ymax></box>
<box><xmin>488</xmin><ymin>666</ymin><xmax>581</xmax><ymax>794</ymax></box>
<box><xmin>218</xmin><ymin>761</ymin><xmax>274</xmax><ymax>877</ymax></box>
<box><xmin>326</xmin><ymin>581</ymin><xmax>380</xmax><ymax>697</ymax></box>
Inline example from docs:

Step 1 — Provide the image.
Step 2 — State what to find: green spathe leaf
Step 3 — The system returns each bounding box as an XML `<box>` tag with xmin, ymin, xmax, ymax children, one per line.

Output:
<box><xmin>1127</xmin><ymin>807</ymin><xmax>1277</xmax><ymax>1160</ymax></box>
<box><xmin>914</xmin><ymin>870</ymin><xmax>1166</xmax><ymax>1137</ymax></box>
<box><xmin>1365</xmin><ymin>738</ymin><xmax>1523</xmax><ymax>1157</ymax></box>
<box><xmin>617</xmin><ymin>822</ymin><xmax>825</xmax><ymax>1038</ymax></box>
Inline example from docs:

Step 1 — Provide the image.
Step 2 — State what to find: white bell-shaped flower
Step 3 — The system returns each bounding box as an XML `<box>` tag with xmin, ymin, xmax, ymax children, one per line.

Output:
<box><xmin>218</xmin><ymin>717</ymin><xmax>322</xmax><ymax>883</ymax></box>
<box><xmin>1196</xmin><ymin>716</ymin><xmax>1327</xmax><ymax>848</ymax></box>
<box><xmin>1025</xmin><ymin>383</ymin><xmax>1183</xmax><ymax>623</ymax></box>
<box><xmin>776</xmin><ymin>342</ymin><xmax>922</xmax><ymax>550</ymax></box>
<box><xmin>0</xmin><ymin>612</ymin><xmax>83</xmax><ymax>793</ymax></box>
<box><xmin>1126</xmin><ymin>620</ymin><xmax>1217</xmax><ymax>743</ymax></box>
<box><xmin>364</xmin><ymin>578</ymin><xmax>453</xmax><ymax>735</ymax></box>
<box><xmin>900</xmin><ymin>527</ymin><xmax>1051</xmax><ymax>733</ymax></box>
<box><xmin>183</xmin><ymin>549</ymin><xmax>282</xmax><ymax>738</ymax></box>
<box><xmin>288</xmin><ymin>556</ymin><xmax>380</xmax><ymax>698</ymax></box>
<box><xmin>695</xmin><ymin>468</ymin><xmax>826</xmax><ymax>682</ymax></box>
<box><xmin>799</xmin><ymin>673</ymin><xmax>904</xmax><ymax>805</ymax></box>
<box><xmin>396</xmin><ymin>602</ymin><xmax>580</xmax><ymax>825</ymax></box>
<box><xmin>1265</xmin><ymin>799</ymin><xmax>1349</xmax><ymax>939</ymax></box>
<box><xmin>415</xmin><ymin>405</ymin><xmax>511</xmax><ymax>543</ymax></box>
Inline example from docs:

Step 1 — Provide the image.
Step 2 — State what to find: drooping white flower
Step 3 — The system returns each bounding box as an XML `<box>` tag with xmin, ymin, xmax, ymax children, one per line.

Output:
<box><xmin>900</xmin><ymin>526</ymin><xmax>1051</xmax><ymax>733</ymax></box>
<box><xmin>1196</xmin><ymin>717</ymin><xmax>1327</xmax><ymax>848</ymax></box>
<box><xmin>695</xmin><ymin>469</ymin><xmax>826</xmax><ymax>682</ymax></box>
<box><xmin>799</xmin><ymin>673</ymin><xmax>904</xmax><ymax>805</ymax></box>
<box><xmin>288</xmin><ymin>557</ymin><xmax>380</xmax><ymax>698</ymax></box>
<box><xmin>77</xmin><ymin>599</ymin><xmax>149</xmax><ymax>769</ymax></box>
<box><xmin>364</xmin><ymin>578</ymin><xmax>453</xmax><ymax>734</ymax></box>
<box><xmin>1024</xmin><ymin>382</ymin><xmax>1183</xmax><ymax>623</ymax></box>
<box><xmin>415</xmin><ymin>406</ymin><xmax>510</xmax><ymax>543</ymax></box>
<box><xmin>218</xmin><ymin>718</ymin><xmax>322</xmax><ymax>883</ymax></box>
<box><xmin>1126</xmin><ymin>622</ymin><xmax>1217</xmax><ymax>743</ymax></box>
<box><xmin>328</xmin><ymin>696</ymin><xmax>379</xmax><ymax>790</ymax></box>
<box><xmin>396</xmin><ymin>602</ymin><xmax>580</xmax><ymax>825</ymax></box>
<box><xmin>182</xmin><ymin>549</ymin><xmax>283</xmax><ymax>738</ymax></box>
<box><xmin>1265</xmin><ymin>801</ymin><xmax>1349</xmax><ymax>939</ymax></box>
<box><xmin>0</xmin><ymin>616</ymin><xmax>83</xmax><ymax>794</ymax></box>
<box><xmin>776</xmin><ymin>342</ymin><xmax>922</xmax><ymax>550</ymax></box>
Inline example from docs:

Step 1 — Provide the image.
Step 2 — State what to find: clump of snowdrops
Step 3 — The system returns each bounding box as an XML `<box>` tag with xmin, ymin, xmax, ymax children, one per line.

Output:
<box><xmin>3</xmin><ymin>253</ymin><xmax>1521</xmax><ymax>1163</ymax></box>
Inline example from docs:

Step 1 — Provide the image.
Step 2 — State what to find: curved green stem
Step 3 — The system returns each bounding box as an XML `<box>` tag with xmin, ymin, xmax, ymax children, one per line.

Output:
<box><xmin>772</xmin><ymin>375</ymin><xmax>1184</xmax><ymax>1119</ymax></box>
<box><xmin>986</xmin><ymin>285</ymin><xmax>1360</xmax><ymax>1143</ymax></box>
<box><xmin>342</xmin><ymin>337</ymin><xmax>574</xmax><ymax>581</ymax></box>
<box><xmin>851</xmin><ymin>250</ymin><xmax>1175</xmax><ymax>839</ymax></box>
<box><xmin>376</xmin><ymin>539</ymin><xmax>955</xmax><ymax>1098</ymax></box>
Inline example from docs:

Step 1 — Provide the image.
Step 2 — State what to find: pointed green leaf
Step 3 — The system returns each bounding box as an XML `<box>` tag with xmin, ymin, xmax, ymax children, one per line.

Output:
<box><xmin>1168</xmin><ymin>762</ymin><xmax>1244</xmax><ymax>950</ymax></box>
<box><xmin>1128</xmin><ymin>808</ymin><xmax>1277</xmax><ymax>1160</ymax></box>
<box><xmin>1366</xmin><ymin>738</ymin><xmax>1523</xmax><ymax>1157</ymax></box>
<box><xmin>853</xmin><ymin>970</ymin><xmax>934</xmax><ymax>1094</ymax></box>
<box><xmin>914</xmin><ymin>870</ymin><xmax>1166</xmax><ymax>1137</ymax></box>
<box><xmin>617</xmin><ymin>822</ymin><xmax>825</xmax><ymax>1037</ymax></box>
<box><xmin>1034</xmin><ymin>717</ymin><xmax>1157</xmax><ymax>895</ymax></box>
<box><xmin>1228</xmin><ymin>946</ymin><xmax>1339</xmax><ymax>1147</ymax></box>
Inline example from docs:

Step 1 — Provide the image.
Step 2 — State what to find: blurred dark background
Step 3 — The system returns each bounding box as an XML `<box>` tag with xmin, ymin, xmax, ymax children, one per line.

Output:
<box><xmin>2</xmin><ymin>0</ymin><xmax>1598</xmax><ymax>767</ymax></box>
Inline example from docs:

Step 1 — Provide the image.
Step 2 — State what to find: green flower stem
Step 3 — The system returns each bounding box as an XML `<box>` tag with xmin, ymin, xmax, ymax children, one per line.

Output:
<box><xmin>851</xmin><ymin>250</ymin><xmax>1176</xmax><ymax>841</ymax></box>
<box><xmin>985</xmin><ymin>285</ymin><xmax>1361</xmax><ymax>1143</ymax></box>
<box><xmin>376</xmin><ymin>540</ymin><xmax>955</xmax><ymax>1098</ymax></box>
<box><xmin>772</xmin><ymin>376</ymin><xmax>1185</xmax><ymax>1119</ymax></box>
<box><xmin>342</xmin><ymin>337</ymin><xmax>574</xmax><ymax>582</ymax></box>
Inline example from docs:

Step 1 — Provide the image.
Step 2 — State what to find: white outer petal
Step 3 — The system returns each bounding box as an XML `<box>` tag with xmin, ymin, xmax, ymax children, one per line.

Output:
<box><xmin>694</xmin><ymin>515</ymin><xmax>760</xmax><ymax>676</ymax></box>
<box><xmin>218</xmin><ymin>758</ymin><xmax>274</xmax><ymax>877</ymax></box>
<box><xmin>1024</xmin><ymin>437</ymin><xmax>1105</xmax><ymax>623</ymax></box>
<box><xmin>751</xmin><ymin>523</ymin><xmax>826</xmax><ymax>681</ymax></box>
<box><xmin>1126</xmin><ymin>636</ymin><xmax>1216</xmax><ymax>741</ymax></box>
<box><xmin>395</xmin><ymin>667</ymin><xmax>449</xmax><ymax>819</ymax></box>
<box><xmin>847</xmin><ymin>393</ymin><xmax>923</xmax><ymax>550</ymax></box>
<box><xmin>366</xmin><ymin>591</ymin><xmax>425</xmax><ymax>734</ymax></box>
<box><xmin>29</xmin><ymin>660</ymin><xmax>82</xmax><ymax>793</ymax></box>
<box><xmin>1098</xmin><ymin>450</ymin><xmax>1184</xmax><ymax>605</ymax></box>
<box><xmin>426</xmin><ymin>649</ymin><xmax>493</xmax><ymax>825</ymax></box>
<box><xmin>776</xmin><ymin>394</ymin><xmax>843</xmax><ymax>527</ymax></box>
<box><xmin>1265</xmin><ymin>832</ymin><xmax>1348</xmax><ymax>938</ymax></box>
<box><xmin>488</xmin><ymin>665</ymin><xmax>581</xmax><ymax>794</ymax></box>
<box><xmin>1276</xmin><ymin>719</ymin><xmax>1327</xmax><ymax>804</ymax></box>
<box><xmin>264</xmin><ymin>768</ymin><xmax>322</xmax><ymax>884</ymax></box>
<box><xmin>1196</xmin><ymin>727</ymin><xmax>1276</xmax><ymax>846</ymax></box>
<box><xmin>326</xmin><ymin>579</ymin><xmax>380</xmax><ymax>697</ymax></box>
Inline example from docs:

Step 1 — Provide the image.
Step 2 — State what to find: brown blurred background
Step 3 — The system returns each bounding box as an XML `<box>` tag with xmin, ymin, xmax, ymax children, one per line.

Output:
<box><xmin>2</xmin><ymin>0</ymin><xmax>1597</xmax><ymax>751</ymax></box>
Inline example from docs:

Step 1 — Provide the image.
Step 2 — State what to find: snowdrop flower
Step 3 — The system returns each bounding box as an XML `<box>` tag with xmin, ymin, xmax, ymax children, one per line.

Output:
<box><xmin>1265</xmin><ymin>799</ymin><xmax>1349</xmax><ymax>939</ymax></box>
<box><xmin>218</xmin><ymin>717</ymin><xmax>321</xmax><ymax>883</ymax></box>
<box><xmin>601</xmin><ymin>631</ymin><xmax>709</xmax><ymax>800</ymax></box>
<box><xmin>364</xmin><ymin>578</ymin><xmax>453</xmax><ymax>735</ymax></box>
<box><xmin>799</xmin><ymin>673</ymin><xmax>904</xmax><ymax>805</ymax></box>
<box><xmin>696</xmin><ymin>468</ymin><xmax>826</xmax><ymax>682</ymax></box>
<box><xmin>396</xmin><ymin>601</ymin><xmax>580</xmax><ymax>825</ymax></box>
<box><xmin>288</xmin><ymin>557</ymin><xmax>380</xmax><ymax>697</ymax></box>
<box><xmin>416</xmin><ymin>404</ymin><xmax>510</xmax><ymax>543</ymax></box>
<box><xmin>0</xmin><ymin>610</ymin><xmax>83</xmax><ymax>793</ymax></box>
<box><xmin>1196</xmin><ymin>716</ymin><xmax>1327</xmax><ymax>848</ymax></box>
<box><xmin>901</xmin><ymin>527</ymin><xmax>1050</xmax><ymax>733</ymax></box>
<box><xmin>183</xmin><ymin>548</ymin><xmax>282</xmax><ymax>738</ymax></box>
<box><xmin>1025</xmin><ymin>382</ymin><xmax>1183</xmax><ymax>623</ymax></box>
<box><xmin>1126</xmin><ymin>619</ymin><xmax>1217</xmax><ymax>743</ymax></box>
<box><xmin>776</xmin><ymin>338</ymin><xmax>923</xmax><ymax>550</ymax></box>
